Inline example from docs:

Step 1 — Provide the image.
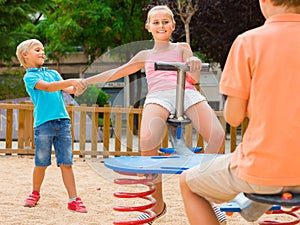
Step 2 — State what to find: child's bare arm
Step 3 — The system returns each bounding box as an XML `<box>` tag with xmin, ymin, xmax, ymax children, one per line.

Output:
<box><xmin>35</xmin><ymin>78</ymin><xmax>84</xmax><ymax>93</ymax></box>
<box><xmin>180</xmin><ymin>43</ymin><xmax>202</xmax><ymax>83</ymax></box>
<box><xmin>84</xmin><ymin>51</ymin><xmax>147</xmax><ymax>86</ymax></box>
<box><xmin>224</xmin><ymin>96</ymin><xmax>248</xmax><ymax>127</ymax></box>
<box><xmin>62</xmin><ymin>86</ymin><xmax>74</xmax><ymax>94</ymax></box>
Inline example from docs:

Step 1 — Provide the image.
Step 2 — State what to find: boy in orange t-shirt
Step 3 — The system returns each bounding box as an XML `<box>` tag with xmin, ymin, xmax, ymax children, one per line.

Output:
<box><xmin>180</xmin><ymin>0</ymin><xmax>300</xmax><ymax>224</ymax></box>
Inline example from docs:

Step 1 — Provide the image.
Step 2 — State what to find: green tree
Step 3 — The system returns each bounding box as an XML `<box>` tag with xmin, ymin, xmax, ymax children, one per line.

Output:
<box><xmin>1</xmin><ymin>0</ymin><xmax>148</xmax><ymax>67</ymax></box>
<box><xmin>0</xmin><ymin>0</ymin><xmax>53</xmax><ymax>63</ymax></box>
<box><xmin>191</xmin><ymin>0</ymin><xmax>265</xmax><ymax>69</ymax></box>
<box><xmin>28</xmin><ymin>0</ymin><xmax>147</xmax><ymax>65</ymax></box>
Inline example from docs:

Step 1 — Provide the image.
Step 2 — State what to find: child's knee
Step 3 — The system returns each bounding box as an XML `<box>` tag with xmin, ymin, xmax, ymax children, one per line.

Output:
<box><xmin>59</xmin><ymin>165</ymin><xmax>72</xmax><ymax>170</ymax></box>
<box><xmin>140</xmin><ymin>134</ymin><xmax>161</xmax><ymax>151</ymax></box>
<box><xmin>179</xmin><ymin>171</ymin><xmax>188</xmax><ymax>190</ymax></box>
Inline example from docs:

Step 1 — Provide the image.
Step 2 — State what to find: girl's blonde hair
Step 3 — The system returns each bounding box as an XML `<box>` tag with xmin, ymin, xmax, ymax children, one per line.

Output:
<box><xmin>16</xmin><ymin>39</ymin><xmax>43</xmax><ymax>68</ymax></box>
<box><xmin>146</xmin><ymin>5</ymin><xmax>175</xmax><ymax>24</ymax></box>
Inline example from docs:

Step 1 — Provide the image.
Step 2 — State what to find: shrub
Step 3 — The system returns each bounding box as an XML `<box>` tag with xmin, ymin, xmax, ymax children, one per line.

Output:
<box><xmin>75</xmin><ymin>84</ymin><xmax>110</xmax><ymax>107</ymax></box>
<box><xmin>0</xmin><ymin>69</ymin><xmax>28</xmax><ymax>101</ymax></box>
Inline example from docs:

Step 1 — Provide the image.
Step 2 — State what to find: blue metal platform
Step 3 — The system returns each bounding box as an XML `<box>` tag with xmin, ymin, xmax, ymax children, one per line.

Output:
<box><xmin>104</xmin><ymin>154</ymin><xmax>220</xmax><ymax>174</ymax></box>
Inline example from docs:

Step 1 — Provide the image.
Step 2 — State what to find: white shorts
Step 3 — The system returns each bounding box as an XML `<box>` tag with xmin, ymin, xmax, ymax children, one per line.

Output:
<box><xmin>144</xmin><ymin>89</ymin><xmax>206</xmax><ymax>115</ymax></box>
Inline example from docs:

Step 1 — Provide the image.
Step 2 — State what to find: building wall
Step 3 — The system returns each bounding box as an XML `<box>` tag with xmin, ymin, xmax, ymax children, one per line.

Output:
<box><xmin>0</xmin><ymin>52</ymin><xmax>88</xmax><ymax>79</ymax></box>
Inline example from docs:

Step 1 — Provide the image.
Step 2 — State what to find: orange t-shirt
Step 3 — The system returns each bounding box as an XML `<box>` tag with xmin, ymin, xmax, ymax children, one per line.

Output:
<box><xmin>220</xmin><ymin>13</ymin><xmax>300</xmax><ymax>186</ymax></box>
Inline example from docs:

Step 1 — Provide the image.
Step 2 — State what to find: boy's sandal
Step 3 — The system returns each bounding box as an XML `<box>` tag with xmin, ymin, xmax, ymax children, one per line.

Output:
<box><xmin>137</xmin><ymin>202</ymin><xmax>167</xmax><ymax>224</ymax></box>
<box><xmin>67</xmin><ymin>197</ymin><xmax>88</xmax><ymax>213</ymax></box>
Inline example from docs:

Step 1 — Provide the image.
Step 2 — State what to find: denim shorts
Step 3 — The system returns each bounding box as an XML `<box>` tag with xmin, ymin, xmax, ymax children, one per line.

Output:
<box><xmin>34</xmin><ymin>118</ymin><xmax>73</xmax><ymax>167</ymax></box>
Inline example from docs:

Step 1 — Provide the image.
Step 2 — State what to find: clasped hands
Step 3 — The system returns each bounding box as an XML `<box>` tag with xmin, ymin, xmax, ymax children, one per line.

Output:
<box><xmin>73</xmin><ymin>79</ymin><xmax>87</xmax><ymax>96</ymax></box>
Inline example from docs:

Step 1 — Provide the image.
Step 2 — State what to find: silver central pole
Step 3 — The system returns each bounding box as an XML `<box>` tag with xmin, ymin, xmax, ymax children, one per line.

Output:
<box><xmin>176</xmin><ymin>69</ymin><xmax>186</xmax><ymax>120</ymax></box>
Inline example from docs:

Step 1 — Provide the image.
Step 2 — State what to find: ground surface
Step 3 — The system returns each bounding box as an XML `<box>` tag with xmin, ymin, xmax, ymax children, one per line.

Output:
<box><xmin>0</xmin><ymin>155</ymin><xmax>297</xmax><ymax>225</ymax></box>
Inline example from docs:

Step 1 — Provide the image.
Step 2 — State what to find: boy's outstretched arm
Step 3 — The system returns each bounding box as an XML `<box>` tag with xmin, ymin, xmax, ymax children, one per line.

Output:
<box><xmin>35</xmin><ymin>78</ymin><xmax>85</xmax><ymax>93</ymax></box>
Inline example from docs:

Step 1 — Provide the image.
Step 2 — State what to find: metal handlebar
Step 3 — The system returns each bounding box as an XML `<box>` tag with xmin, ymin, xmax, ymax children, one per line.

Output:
<box><xmin>154</xmin><ymin>62</ymin><xmax>209</xmax><ymax>72</ymax></box>
<box><xmin>154</xmin><ymin>61</ymin><xmax>209</xmax><ymax>121</ymax></box>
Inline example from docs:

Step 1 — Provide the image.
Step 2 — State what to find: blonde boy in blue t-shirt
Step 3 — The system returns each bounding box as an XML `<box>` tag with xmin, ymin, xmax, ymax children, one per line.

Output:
<box><xmin>16</xmin><ymin>39</ymin><xmax>87</xmax><ymax>213</ymax></box>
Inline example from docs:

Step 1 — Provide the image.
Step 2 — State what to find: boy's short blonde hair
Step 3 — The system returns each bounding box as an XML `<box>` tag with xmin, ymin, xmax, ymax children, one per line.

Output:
<box><xmin>146</xmin><ymin>5</ymin><xmax>175</xmax><ymax>24</ymax></box>
<box><xmin>16</xmin><ymin>39</ymin><xmax>43</xmax><ymax>68</ymax></box>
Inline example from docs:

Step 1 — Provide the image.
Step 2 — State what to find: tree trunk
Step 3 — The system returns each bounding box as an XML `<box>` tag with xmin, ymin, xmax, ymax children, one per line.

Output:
<box><xmin>184</xmin><ymin>22</ymin><xmax>190</xmax><ymax>44</ymax></box>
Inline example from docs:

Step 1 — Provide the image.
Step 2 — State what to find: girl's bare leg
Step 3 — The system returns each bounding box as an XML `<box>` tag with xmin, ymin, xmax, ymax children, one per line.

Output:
<box><xmin>185</xmin><ymin>101</ymin><xmax>225</xmax><ymax>154</ymax></box>
<box><xmin>140</xmin><ymin>103</ymin><xmax>169</xmax><ymax>214</ymax></box>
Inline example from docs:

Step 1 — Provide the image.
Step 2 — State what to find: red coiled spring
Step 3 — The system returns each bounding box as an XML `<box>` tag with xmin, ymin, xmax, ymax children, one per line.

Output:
<box><xmin>259</xmin><ymin>206</ymin><xmax>300</xmax><ymax>225</ymax></box>
<box><xmin>113</xmin><ymin>174</ymin><xmax>157</xmax><ymax>225</ymax></box>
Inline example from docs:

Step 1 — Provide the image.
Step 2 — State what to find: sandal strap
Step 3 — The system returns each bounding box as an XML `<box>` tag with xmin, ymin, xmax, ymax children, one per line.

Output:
<box><xmin>156</xmin><ymin>202</ymin><xmax>167</xmax><ymax>218</ymax></box>
<box><xmin>74</xmin><ymin>198</ymin><xmax>86</xmax><ymax>208</ymax></box>
<box><xmin>27</xmin><ymin>194</ymin><xmax>40</xmax><ymax>201</ymax></box>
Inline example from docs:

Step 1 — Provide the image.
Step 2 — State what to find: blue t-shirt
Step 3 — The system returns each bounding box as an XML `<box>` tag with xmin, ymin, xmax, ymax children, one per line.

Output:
<box><xmin>23</xmin><ymin>67</ymin><xmax>70</xmax><ymax>127</ymax></box>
